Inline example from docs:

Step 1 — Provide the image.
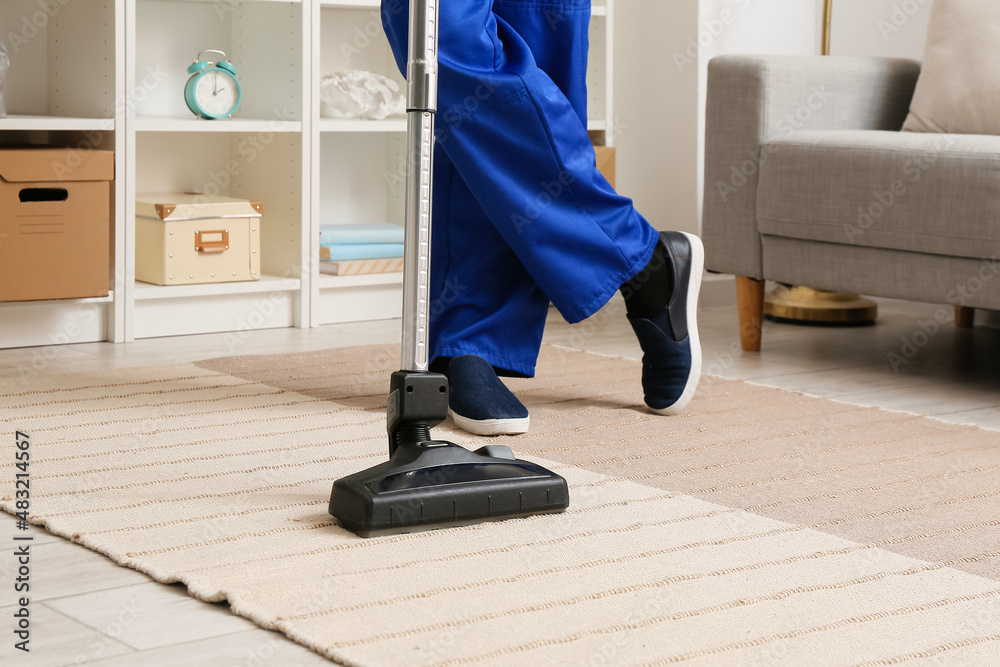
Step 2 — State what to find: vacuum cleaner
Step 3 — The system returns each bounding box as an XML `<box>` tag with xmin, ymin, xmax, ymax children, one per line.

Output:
<box><xmin>328</xmin><ymin>0</ymin><xmax>570</xmax><ymax>537</ymax></box>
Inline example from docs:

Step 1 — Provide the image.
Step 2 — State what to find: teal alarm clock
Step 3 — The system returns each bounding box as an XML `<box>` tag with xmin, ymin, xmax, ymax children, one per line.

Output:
<box><xmin>185</xmin><ymin>50</ymin><xmax>242</xmax><ymax>119</ymax></box>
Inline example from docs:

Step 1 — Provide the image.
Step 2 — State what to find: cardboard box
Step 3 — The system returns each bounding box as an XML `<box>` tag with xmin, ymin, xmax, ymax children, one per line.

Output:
<box><xmin>135</xmin><ymin>194</ymin><xmax>262</xmax><ymax>286</ymax></box>
<box><xmin>594</xmin><ymin>146</ymin><xmax>616</xmax><ymax>189</ymax></box>
<box><xmin>0</xmin><ymin>147</ymin><xmax>113</xmax><ymax>302</ymax></box>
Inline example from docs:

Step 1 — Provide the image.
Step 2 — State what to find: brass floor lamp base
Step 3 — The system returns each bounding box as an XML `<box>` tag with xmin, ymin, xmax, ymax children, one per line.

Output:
<box><xmin>764</xmin><ymin>285</ymin><xmax>878</xmax><ymax>325</ymax></box>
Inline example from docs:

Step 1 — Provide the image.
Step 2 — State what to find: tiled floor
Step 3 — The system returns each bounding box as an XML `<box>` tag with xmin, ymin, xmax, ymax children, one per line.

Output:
<box><xmin>2</xmin><ymin>298</ymin><xmax>998</xmax><ymax>665</ymax></box>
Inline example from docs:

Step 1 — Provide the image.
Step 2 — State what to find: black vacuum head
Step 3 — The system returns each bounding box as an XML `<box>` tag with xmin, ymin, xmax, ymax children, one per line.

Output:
<box><xmin>330</xmin><ymin>441</ymin><xmax>569</xmax><ymax>537</ymax></box>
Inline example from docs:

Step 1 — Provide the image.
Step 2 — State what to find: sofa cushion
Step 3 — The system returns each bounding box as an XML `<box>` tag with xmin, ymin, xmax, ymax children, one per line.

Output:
<box><xmin>756</xmin><ymin>129</ymin><xmax>1000</xmax><ymax>260</ymax></box>
<box><xmin>902</xmin><ymin>0</ymin><xmax>1000</xmax><ymax>136</ymax></box>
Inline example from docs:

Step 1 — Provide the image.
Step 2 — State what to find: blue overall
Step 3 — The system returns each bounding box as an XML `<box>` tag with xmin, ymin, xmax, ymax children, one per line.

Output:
<box><xmin>381</xmin><ymin>0</ymin><xmax>659</xmax><ymax>376</ymax></box>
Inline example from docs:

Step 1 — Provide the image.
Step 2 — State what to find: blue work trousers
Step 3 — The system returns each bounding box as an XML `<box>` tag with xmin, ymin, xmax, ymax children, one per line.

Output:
<box><xmin>381</xmin><ymin>0</ymin><xmax>658</xmax><ymax>376</ymax></box>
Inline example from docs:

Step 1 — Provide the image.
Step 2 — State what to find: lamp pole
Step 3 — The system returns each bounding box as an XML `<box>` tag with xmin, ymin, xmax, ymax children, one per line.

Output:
<box><xmin>822</xmin><ymin>0</ymin><xmax>833</xmax><ymax>56</ymax></box>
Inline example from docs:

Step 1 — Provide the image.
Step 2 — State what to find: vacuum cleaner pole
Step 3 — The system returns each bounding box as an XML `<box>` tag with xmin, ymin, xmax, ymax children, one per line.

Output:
<box><xmin>328</xmin><ymin>0</ymin><xmax>569</xmax><ymax>537</ymax></box>
<box><xmin>401</xmin><ymin>0</ymin><xmax>439</xmax><ymax>372</ymax></box>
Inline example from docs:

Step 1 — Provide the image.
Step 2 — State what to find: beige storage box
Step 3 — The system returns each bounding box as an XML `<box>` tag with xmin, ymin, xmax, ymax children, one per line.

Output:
<box><xmin>136</xmin><ymin>194</ymin><xmax>262</xmax><ymax>286</ymax></box>
<box><xmin>0</xmin><ymin>147</ymin><xmax>113</xmax><ymax>302</ymax></box>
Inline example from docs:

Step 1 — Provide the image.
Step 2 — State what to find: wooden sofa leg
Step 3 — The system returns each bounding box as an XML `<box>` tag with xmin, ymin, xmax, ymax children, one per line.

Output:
<box><xmin>955</xmin><ymin>306</ymin><xmax>975</xmax><ymax>329</ymax></box>
<box><xmin>735</xmin><ymin>276</ymin><xmax>765</xmax><ymax>352</ymax></box>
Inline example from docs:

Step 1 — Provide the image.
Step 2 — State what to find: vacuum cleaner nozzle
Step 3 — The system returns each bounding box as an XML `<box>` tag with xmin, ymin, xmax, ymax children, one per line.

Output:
<box><xmin>329</xmin><ymin>371</ymin><xmax>569</xmax><ymax>537</ymax></box>
<box><xmin>330</xmin><ymin>440</ymin><xmax>569</xmax><ymax>537</ymax></box>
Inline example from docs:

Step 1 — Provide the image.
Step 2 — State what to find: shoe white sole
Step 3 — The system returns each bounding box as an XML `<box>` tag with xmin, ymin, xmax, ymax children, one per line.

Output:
<box><xmin>450</xmin><ymin>409</ymin><xmax>530</xmax><ymax>436</ymax></box>
<box><xmin>650</xmin><ymin>232</ymin><xmax>704</xmax><ymax>416</ymax></box>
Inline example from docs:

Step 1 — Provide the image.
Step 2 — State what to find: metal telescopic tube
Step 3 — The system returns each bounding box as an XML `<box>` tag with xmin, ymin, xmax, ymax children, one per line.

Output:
<box><xmin>401</xmin><ymin>0</ymin><xmax>439</xmax><ymax>372</ymax></box>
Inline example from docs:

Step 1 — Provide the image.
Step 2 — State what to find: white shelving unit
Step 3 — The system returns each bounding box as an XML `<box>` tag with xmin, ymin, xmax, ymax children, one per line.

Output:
<box><xmin>311</xmin><ymin>0</ymin><xmax>408</xmax><ymax>326</ymax></box>
<box><xmin>0</xmin><ymin>0</ymin><xmax>614</xmax><ymax>348</ymax></box>
<box><xmin>0</xmin><ymin>0</ymin><xmax>125</xmax><ymax>348</ymax></box>
<box><xmin>0</xmin><ymin>115</ymin><xmax>115</xmax><ymax>131</ymax></box>
<box><xmin>125</xmin><ymin>0</ymin><xmax>310</xmax><ymax>339</ymax></box>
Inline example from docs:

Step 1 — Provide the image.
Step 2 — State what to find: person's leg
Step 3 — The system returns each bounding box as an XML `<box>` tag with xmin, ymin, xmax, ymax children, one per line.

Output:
<box><xmin>382</xmin><ymin>0</ymin><xmax>659</xmax><ymax>332</ymax></box>
<box><xmin>482</xmin><ymin>3</ymin><xmax>703</xmax><ymax>415</ymax></box>
<box><xmin>381</xmin><ymin>0</ymin><xmax>701</xmax><ymax>418</ymax></box>
<box><xmin>428</xmin><ymin>150</ymin><xmax>549</xmax><ymax>378</ymax></box>
<box><xmin>419</xmin><ymin>0</ymin><xmax>598</xmax><ymax>434</ymax></box>
<box><xmin>423</xmin><ymin>0</ymin><xmax>595</xmax><ymax>379</ymax></box>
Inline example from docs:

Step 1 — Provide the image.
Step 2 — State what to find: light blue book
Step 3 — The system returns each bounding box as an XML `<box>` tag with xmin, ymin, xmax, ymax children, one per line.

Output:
<box><xmin>319</xmin><ymin>223</ymin><xmax>404</xmax><ymax>245</ymax></box>
<box><xmin>321</xmin><ymin>243</ymin><xmax>405</xmax><ymax>261</ymax></box>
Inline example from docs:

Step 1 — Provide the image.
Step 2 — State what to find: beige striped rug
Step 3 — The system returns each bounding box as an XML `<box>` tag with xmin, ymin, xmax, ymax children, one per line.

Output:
<box><xmin>3</xmin><ymin>343</ymin><xmax>1000</xmax><ymax>666</ymax></box>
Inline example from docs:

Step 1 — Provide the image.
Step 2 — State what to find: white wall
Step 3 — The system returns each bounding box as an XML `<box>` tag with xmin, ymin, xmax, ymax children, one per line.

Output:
<box><xmin>698</xmin><ymin>0</ymin><xmax>819</xmax><ymax>56</ymax></box>
<box><xmin>830</xmin><ymin>0</ymin><xmax>931</xmax><ymax>60</ymax></box>
<box><xmin>613</xmin><ymin>1</ymin><xmax>700</xmax><ymax>235</ymax></box>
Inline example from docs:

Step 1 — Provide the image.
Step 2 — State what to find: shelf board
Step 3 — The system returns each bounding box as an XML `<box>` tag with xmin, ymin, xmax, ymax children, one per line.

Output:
<box><xmin>135</xmin><ymin>117</ymin><xmax>302</xmax><ymax>133</ymax></box>
<box><xmin>0</xmin><ymin>292</ymin><xmax>114</xmax><ymax>308</ymax></box>
<box><xmin>319</xmin><ymin>0</ymin><xmax>380</xmax><ymax>7</ymax></box>
<box><xmin>0</xmin><ymin>115</ymin><xmax>115</xmax><ymax>132</ymax></box>
<box><xmin>319</xmin><ymin>118</ymin><xmax>406</xmax><ymax>133</ymax></box>
<box><xmin>318</xmin><ymin>272</ymin><xmax>402</xmax><ymax>289</ymax></box>
<box><xmin>134</xmin><ymin>275</ymin><xmax>301</xmax><ymax>301</ymax></box>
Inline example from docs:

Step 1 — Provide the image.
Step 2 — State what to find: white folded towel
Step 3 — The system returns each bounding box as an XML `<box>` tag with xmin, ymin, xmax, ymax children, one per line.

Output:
<box><xmin>320</xmin><ymin>70</ymin><xmax>405</xmax><ymax>121</ymax></box>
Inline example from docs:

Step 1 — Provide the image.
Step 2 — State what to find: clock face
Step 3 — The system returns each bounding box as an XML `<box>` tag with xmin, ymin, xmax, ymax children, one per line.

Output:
<box><xmin>193</xmin><ymin>69</ymin><xmax>240</xmax><ymax>118</ymax></box>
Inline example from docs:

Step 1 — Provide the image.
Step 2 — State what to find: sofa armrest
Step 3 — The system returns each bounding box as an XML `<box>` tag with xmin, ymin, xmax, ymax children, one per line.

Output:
<box><xmin>702</xmin><ymin>55</ymin><xmax>921</xmax><ymax>279</ymax></box>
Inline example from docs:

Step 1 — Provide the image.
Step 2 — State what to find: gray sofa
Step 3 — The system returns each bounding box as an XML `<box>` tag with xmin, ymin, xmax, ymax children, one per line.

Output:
<box><xmin>702</xmin><ymin>55</ymin><xmax>1000</xmax><ymax>350</ymax></box>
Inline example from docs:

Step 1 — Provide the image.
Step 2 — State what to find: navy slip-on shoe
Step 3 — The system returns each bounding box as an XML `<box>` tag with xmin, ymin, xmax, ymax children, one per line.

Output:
<box><xmin>627</xmin><ymin>231</ymin><xmax>704</xmax><ymax>415</ymax></box>
<box><xmin>446</xmin><ymin>355</ymin><xmax>530</xmax><ymax>436</ymax></box>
